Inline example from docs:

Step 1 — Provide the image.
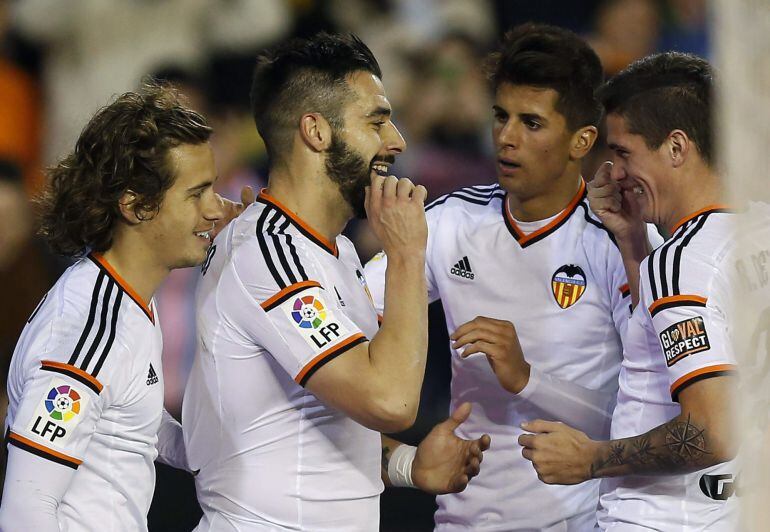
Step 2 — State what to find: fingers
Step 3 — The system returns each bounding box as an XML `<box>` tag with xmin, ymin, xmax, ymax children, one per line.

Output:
<box><xmin>382</xmin><ymin>175</ymin><xmax>398</xmax><ymax>199</ymax></box>
<box><xmin>413</xmin><ymin>184</ymin><xmax>428</xmax><ymax>204</ymax></box>
<box><xmin>590</xmin><ymin>161</ymin><xmax>613</xmax><ymax>186</ymax></box>
<box><xmin>447</xmin><ymin>402</ymin><xmax>472</xmax><ymax>428</ymax></box>
<box><xmin>521</xmin><ymin>419</ymin><xmax>564</xmax><ymax>434</ymax></box>
<box><xmin>451</xmin><ymin>316</ymin><xmax>515</xmax><ymax>342</ymax></box>
<box><xmin>369</xmin><ymin>174</ymin><xmax>385</xmax><ymax>205</ymax></box>
<box><xmin>457</xmin><ymin>341</ymin><xmax>497</xmax><ymax>359</ymax></box>
<box><xmin>396</xmin><ymin>177</ymin><xmax>415</xmax><ymax>199</ymax></box>
<box><xmin>478</xmin><ymin>434</ymin><xmax>491</xmax><ymax>451</ymax></box>
<box><xmin>518</xmin><ymin>433</ymin><xmax>537</xmax><ymax>449</ymax></box>
<box><xmin>240</xmin><ymin>185</ymin><xmax>256</xmax><ymax>206</ymax></box>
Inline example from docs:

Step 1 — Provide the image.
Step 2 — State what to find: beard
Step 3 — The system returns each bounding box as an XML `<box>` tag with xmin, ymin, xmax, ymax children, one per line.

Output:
<box><xmin>325</xmin><ymin>133</ymin><xmax>394</xmax><ymax>219</ymax></box>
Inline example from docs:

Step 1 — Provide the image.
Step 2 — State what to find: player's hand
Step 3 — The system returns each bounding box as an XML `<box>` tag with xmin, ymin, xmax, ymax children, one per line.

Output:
<box><xmin>587</xmin><ymin>161</ymin><xmax>645</xmax><ymax>243</ymax></box>
<box><xmin>210</xmin><ymin>185</ymin><xmax>256</xmax><ymax>239</ymax></box>
<box><xmin>365</xmin><ymin>174</ymin><xmax>427</xmax><ymax>258</ymax></box>
<box><xmin>412</xmin><ymin>402</ymin><xmax>491</xmax><ymax>494</ymax></box>
<box><xmin>452</xmin><ymin>317</ymin><xmax>530</xmax><ymax>394</ymax></box>
<box><xmin>518</xmin><ymin>419</ymin><xmax>599</xmax><ymax>485</ymax></box>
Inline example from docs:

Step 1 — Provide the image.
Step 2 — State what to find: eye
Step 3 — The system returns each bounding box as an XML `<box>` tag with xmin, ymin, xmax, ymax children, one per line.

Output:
<box><xmin>524</xmin><ymin>119</ymin><xmax>542</xmax><ymax>130</ymax></box>
<box><xmin>493</xmin><ymin>111</ymin><xmax>507</xmax><ymax>124</ymax></box>
<box><xmin>372</xmin><ymin>120</ymin><xmax>386</xmax><ymax>131</ymax></box>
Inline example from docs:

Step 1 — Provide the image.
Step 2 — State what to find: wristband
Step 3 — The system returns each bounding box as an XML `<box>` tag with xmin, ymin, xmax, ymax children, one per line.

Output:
<box><xmin>387</xmin><ymin>444</ymin><xmax>417</xmax><ymax>488</ymax></box>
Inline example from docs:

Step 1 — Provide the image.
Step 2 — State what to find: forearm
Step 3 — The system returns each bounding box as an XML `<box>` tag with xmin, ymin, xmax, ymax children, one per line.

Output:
<box><xmin>590</xmin><ymin>411</ymin><xmax>730</xmax><ymax>479</ymax></box>
<box><xmin>369</xmin><ymin>252</ymin><xmax>428</xmax><ymax>404</ymax></box>
<box><xmin>519</xmin><ymin>367</ymin><xmax>614</xmax><ymax>440</ymax></box>
<box><xmin>616</xmin><ymin>228</ymin><xmax>652</xmax><ymax>308</ymax></box>
<box><xmin>155</xmin><ymin>409</ymin><xmax>190</xmax><ymax>472</ymax></box>
<box><xmin>0</xmin><ymin>446</ymin><xmax>70</xmax><ymax>531</ymax></box>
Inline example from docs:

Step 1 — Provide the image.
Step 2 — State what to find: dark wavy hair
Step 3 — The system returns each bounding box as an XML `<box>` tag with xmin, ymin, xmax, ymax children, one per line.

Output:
<box><xmin>485</xmin><ymin>23</ymin><xmax>604</xmax><ymax>131</ymax></box>
<box><xmin>38</xmin><ymin>81</ymin><xmax>212</xmax><ymax>257</ymax></box>
<box><xmin>250</xmin><ymin>32</ymin><xmax>382</xmax><ymax>163</ymax></box>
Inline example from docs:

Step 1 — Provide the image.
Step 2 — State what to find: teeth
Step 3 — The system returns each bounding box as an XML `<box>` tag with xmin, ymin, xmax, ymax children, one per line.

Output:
<box><xmin>372</xmin><ymin>164</ymin><xmax>388</xmax><ymax>174</ymax></box>
<box><xmin>195</xmin><ymin>231</ymin><xmax>210</xmax><ymax>239</ymax></box>
<box><xmin>633</xmin><ymin>186</ymin><xmax>644</xmax><ymax>195</ymax></box>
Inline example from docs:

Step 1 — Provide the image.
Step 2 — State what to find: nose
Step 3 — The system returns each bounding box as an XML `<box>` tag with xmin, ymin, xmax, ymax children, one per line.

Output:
<box><xmin>383</xmin><ymin>121</ymin><xmax>406</xmax><ymax>155</ymax></box>
<box><xmin>609</xmin><ymin>161</ymin><xmax>626</xmax><ymax>182</ymax></box>
<box><xmin>205</xmin><ymin>193</ymin><xmax>226</xmax><ymax>223</ymax></box>
<box><xmin>496</xmin><ymin>120</ymin><xmax>520</xmax><ymax>150</ymax></box>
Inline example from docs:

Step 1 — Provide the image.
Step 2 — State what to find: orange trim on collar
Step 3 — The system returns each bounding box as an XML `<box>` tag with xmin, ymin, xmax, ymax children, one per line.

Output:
<box><xmin>670</xmin><ymin>204</ymin><xmax>732</xmax><ymax>234</ymax></box>
<box><xmin>505</xmin><ymin>179</ymin><xmax>586</xmax><ymax>246</ymax></box>
<box><xmin>258</xmin><ymin>189</ymin><xmax>339</xmax><ymax>257</ymax></box>
<box><xmin>89</xmin><ymin>252</ymin><xmax>154</xmax><ymax>322</ymax></box>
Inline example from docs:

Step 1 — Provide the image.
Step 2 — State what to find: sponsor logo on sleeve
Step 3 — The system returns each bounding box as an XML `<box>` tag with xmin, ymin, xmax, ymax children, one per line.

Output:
<box><xmin>26</xmin><ymin>377</ymin><xmax>89</xmax><ymax>446</ymax></box>
<box><xmin>660</xmin><ymin>316</ymin><xmax>711</xmax><ymax>366</ymax></box>
<box><xmin>282</xmin><ymin>290</ymin><xmax>350</xmax><ymax>351</ymax></box>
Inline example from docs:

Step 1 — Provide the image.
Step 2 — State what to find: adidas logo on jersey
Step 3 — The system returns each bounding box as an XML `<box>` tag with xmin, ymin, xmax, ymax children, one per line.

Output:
<box><xmin>450</xmin><ymin>256</ymin><xmax>475</xmax><ymax>280</ymax></box>
<box><xmin>146</xmin><ymin>363</ymin><xmax>159</xmax><ymax>386</ymax></box>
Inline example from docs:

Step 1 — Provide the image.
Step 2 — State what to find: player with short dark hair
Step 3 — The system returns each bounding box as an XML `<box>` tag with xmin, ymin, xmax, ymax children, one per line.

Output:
<box><xmin>0</xmin><ymin>82</ymin><xmax>224</xmax><ymax>530</ymax></box>
<box><xmin>365</xmin><ymin>23</ymin><xmax>660</xmax><ymax>531</ymax></box>
<box><xmin>521</xmin><ymin>52</ymin><xmax>739</xmax><ymax>531</ymax></box>
<box><xmin>183</xmin><ymin>32</ymin><xmax>488</xmax><ymax>532</ymax></box>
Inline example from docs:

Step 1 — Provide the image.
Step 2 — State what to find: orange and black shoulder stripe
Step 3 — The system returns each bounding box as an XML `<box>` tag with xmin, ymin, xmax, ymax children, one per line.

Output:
<box><xmin>261</xmin><ymin>281</ymin><xmax>322</xmax><ymax>312</ymax></box>
<box><xmin>671</xmin><ymin>364</ymin><xmax>737</xmax><ymax>402</ymax></box>
<box><xmin>7</xmin><ymin>431</ymin><xmax>83</xmax><ymax>469</ymax></box>
<box><xmin>648</xmin><ymin>295</ymin><xmax>707</xmax><ymax>318</ymax></box>
<box><xmin>295</xmin><ymin>333</ymin><xmax>368</xmax><ymax>387</ymax></box>
<box><xmin>41</xmin><ymin>360</ymin><xmax>103</xmax><ymax>395</ymax></box>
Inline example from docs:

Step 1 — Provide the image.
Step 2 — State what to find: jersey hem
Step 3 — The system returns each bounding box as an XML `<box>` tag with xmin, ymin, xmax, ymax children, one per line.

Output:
<box><xmin>670</xmin><ymin>364</ymin><xmax>737</xmax><ymax>401</ymax></box>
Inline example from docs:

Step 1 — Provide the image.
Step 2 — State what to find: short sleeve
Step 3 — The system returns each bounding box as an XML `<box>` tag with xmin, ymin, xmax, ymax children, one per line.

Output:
<box><xmin>8</xmin><ymin>358</ymin><xmax>110</xmax><ymax>470</ymax></box>
<box><xmin>644</xmin><ymin>255</ymin><xmax>736</xmax><ymax>401</ymax></box>
<box><xmin>227</xmin><ymin>238</ymin><xmax>368</xmax><ymax>387</ymax></box>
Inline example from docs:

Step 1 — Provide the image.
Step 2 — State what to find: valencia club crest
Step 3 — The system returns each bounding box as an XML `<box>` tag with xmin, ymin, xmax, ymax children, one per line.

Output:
<box><xmin>551</xmin><ymin>264</ymin><xmax>587</xmax><ymax>309</ymax></box>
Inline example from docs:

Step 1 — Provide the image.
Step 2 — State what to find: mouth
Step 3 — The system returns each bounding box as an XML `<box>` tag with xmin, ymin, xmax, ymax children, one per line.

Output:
<box><xmin>497</xmin><ymin>158</ymin><xmax>522</xmax><ymax>174</ymax></box>
<box><xmin>194</xmin><ymin>229</ymin><xmax>212</xmax><ymax>243</ymax></box>
<box><xmin>370</xmin><ymin>161</ymin><xmax>390</xmax><ymax>177</ymax></box>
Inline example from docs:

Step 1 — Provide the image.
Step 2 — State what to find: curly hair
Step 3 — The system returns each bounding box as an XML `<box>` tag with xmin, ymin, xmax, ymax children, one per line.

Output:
<box><xmin>38</xmin><ymin>81</ymin><xmax>212</xmax><ymax>257</ymax></box>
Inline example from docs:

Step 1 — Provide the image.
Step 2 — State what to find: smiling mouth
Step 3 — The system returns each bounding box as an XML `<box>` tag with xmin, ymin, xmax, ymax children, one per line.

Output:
<box><xmin>194</xmin><ymin>230</ymin><xmax>212</xmax><ymax>242</ymax></box>
<box><xmin>498</xmin><ymin>159</ymin><xmax>521</xmax><ymax>171</ymax></box>
<box><xmin>371</xmin><ymin>162</ymin><xmax>390</xmax><ymax>176</ymax></box>
<box><xmin>633</xmin><ymin>185</ymin><xmax>644</xmax><ymax>195</ymax></box>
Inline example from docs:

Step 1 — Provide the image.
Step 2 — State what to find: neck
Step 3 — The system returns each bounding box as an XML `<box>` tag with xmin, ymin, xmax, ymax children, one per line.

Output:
<box><xmin>664</xmin><ymin>166</ymin><xmax>725</xmax><ymax>232</ymax></box>
<box><xmin>506</xmin><ymin>173</ymin><xmax>582</xmax><ymax>222</ymax></box>
<box><xmin>101</xmin><ymin>238</ymin><xmax>168</xmax><ymax>305</ymax></box>
<box><xmin>266</xmin><ymin>163</ymin><xmax>352</xmax><ymax>242</ymax></box>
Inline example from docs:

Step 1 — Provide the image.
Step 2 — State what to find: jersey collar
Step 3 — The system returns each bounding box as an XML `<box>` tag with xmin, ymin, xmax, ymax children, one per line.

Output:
<box><xmin>256</xmin><ymin>189</ymin><xmax>339</xmax><ymax>257</ymax></box>
<box><xmin>670</xmin><ymin>204</ymin><xmax>732</xmax><ymax>234</ymax></box>
<box><xmin>88</xmin><ymin>252</ymin><xmax>155</xmax><ymax>323</ymax></box>
<box><xmin>502</xmin><ymin>179</ymin><xmax>586</xmax><ymax>248</ymax></box>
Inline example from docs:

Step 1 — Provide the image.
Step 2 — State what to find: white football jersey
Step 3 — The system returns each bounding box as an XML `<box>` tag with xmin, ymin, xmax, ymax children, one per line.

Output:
<box><xmin>599</xmin><ymin>207</ymin><xmax>739</xmax><ymax>531</ymax></box>
<box><xmin>5</xmin><ymin>253</ymin><xmax>164</xmax><ymax>531</ymax></box>
<box><xmin>183</xmin><ymin>191</ymin><xmax>382</xmax><ymax>532</ymax></box>
<box><xmin>365</xmin><ymin>181</ymin><xmax>635</xmax><ymax>531</ymax></box>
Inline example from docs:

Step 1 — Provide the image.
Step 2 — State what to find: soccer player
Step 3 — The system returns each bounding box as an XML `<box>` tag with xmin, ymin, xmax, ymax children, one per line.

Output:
<box><xmin>519</xmin><ymin>53</ymin><xmax>739</xmax><ymax>530</ymax></box>
<box><xmin>0</xmin><ymin>83</ymin><xmax>224</xmax><ymax>530</ymax></box>
<box><xmin>182</xmin><ymin>32</ymin><xmax>489</xmax><ymax>532</ymax></box>
<box><xmin>365</xmin><ymin>23</ymin><xmax>660</xmax><ymax>531</ymax></box>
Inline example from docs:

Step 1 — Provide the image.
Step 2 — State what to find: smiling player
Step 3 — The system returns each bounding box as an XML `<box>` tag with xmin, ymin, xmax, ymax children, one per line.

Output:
<box><xmin>0</xmin><ymin>83</ymin><xmax>224</xmax><ymax>530</ymax></box>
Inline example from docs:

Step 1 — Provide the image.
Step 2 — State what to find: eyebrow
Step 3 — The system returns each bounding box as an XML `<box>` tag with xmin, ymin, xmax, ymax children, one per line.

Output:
<box><xmin>187</xmin><ymin>179</ymin><xmax>216</xmax><ymax>194</ymax></box>
<box><xmin>607</xmin><ymin>143</ymin><xmax>626</xmax><ymax>152</ymax></box>
<box><xmin>365</xmin><ymin>106</ymin><xmax>391</xmax><ymax>119</ymax></box>
<box><xmin>492</xmin><ymin>106</ymin><xmax>547</xmax><ymax>123</ymax></box>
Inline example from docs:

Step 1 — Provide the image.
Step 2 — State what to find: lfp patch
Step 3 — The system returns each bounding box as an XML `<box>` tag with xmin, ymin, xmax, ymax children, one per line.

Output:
<box><xmin>551</xmin><ymin>264</ymin><xmax>587</xmax><ymax>309</ymax></box>
<box><xmin>660</xmin><ymin>316</ymin><xmax>711</xmax><ymax>366</ymax></box>
<box><xmin>26</xmin><ymin>377</ymin><xmax>89</xmax><ymax>447</ymax></box>
<box><xmin>281</xmin><ymin>288</ymin><xmax>350</xmax><ymax>351</ymax></box>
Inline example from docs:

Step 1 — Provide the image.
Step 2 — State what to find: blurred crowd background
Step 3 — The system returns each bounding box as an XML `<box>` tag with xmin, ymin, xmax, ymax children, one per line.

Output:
<box><xmin>0</xmin><ymin>0</ymin><xmax>712</xmax><ymax>530</ymax></box>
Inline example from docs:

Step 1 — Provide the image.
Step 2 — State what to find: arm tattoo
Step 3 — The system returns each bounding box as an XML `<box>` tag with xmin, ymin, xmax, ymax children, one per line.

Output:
<box><xmin>590</xmin><ymin>414</ymin><xmax>712</xmax><ymax>478</ymax></box>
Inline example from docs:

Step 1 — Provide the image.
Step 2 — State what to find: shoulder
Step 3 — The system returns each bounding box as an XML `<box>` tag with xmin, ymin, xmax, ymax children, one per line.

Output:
<box><xmin>425</xmin><ymin>184</ymin><xmax>505</xmax><ymax>220</ymax></box>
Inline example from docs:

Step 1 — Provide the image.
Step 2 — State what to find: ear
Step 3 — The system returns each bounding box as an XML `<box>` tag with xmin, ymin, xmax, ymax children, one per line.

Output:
<box><xmin>667</xmin><ymin>129</ymin><xmax>690</xmax><ymax>168</ymax></box>
<box><xmin>299</xmin><ymin>112</ymin><xmax>333</xmax><ymax>152</ymax></box>
<box><xmin>117</xmin><ymin>190</ymin><xmax>143</xmax><ymax>224</ymax></box>
<box><xmin>569</xmin><ymin>126</ymin><xmax>598</xmax><ymax>160</ymax></box>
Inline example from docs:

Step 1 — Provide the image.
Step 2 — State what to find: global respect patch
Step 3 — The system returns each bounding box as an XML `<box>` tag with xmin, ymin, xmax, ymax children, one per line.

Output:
<box><xmin>659</xmin><ymin>316</ymin><xmax>711</xmax><ymax>366</ymax></box>
<box><xmin>26</xmin><ymin>376</ymin><xmax>90</xmax><ymax>447</ymax></box>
